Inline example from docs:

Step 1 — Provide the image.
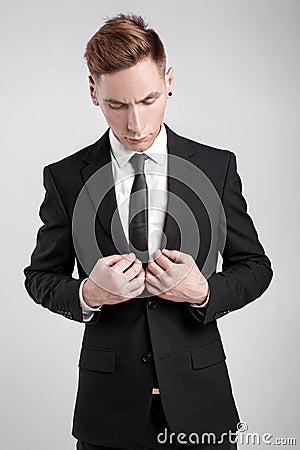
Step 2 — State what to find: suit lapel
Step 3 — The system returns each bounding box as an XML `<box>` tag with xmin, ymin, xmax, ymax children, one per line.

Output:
<box><xmin>81</xmin><ymin>130</ymin><xmax>130</xmax><ymax>254</ymax></box>
<box><xmin>162</xmin><ymin>125</ymin><xmax>195</xmax><ymax>251</ymax></box>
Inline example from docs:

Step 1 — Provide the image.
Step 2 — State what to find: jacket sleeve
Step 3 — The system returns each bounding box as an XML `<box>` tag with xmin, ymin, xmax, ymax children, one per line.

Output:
<box><xmin>189</xmin><ymin>151</ymin><xmax>273</xmax><ymax>324</ymax></box>
<box><xmin>23</xmin><ymin>165</ymin><xmax>99</xmax><ymax>323</ymax></box>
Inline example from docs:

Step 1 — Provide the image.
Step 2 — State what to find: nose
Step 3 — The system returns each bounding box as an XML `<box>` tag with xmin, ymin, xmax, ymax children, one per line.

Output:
<box><xmin>127</xmin><ymin>105</ymin><xmax>144</xmax><ymax>136</ymax></box>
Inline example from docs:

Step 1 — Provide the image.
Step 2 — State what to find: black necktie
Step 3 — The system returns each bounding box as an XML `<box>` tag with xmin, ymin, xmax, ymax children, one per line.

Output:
<box><xmin>129</xmin><ymin>153</ymin><xmax>149</xmax><ymax>266</ymax></box>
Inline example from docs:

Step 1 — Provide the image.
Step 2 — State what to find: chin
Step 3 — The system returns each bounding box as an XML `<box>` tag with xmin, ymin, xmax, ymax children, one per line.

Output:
<box><xmin>125</xmin><ymin>139</ymin><xmax>154</xmax><ymax>152</ymax></box>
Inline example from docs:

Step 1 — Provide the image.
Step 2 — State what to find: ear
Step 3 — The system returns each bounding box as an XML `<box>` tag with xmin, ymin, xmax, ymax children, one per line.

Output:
<box><xmin>88</xmin><ymin>75</ymin><xmax>99</xmax><ymax>106</ymax></box>
<box><xmin>165</xmin><ymin>67</ymin><xmax>174</xmax><ymax>94</ymax></box>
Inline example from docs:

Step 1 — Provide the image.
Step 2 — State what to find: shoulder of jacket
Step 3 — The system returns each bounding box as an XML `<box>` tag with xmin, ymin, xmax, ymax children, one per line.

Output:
<box><xmin>184</xmin><ymin>134</ymin><xmax>233</xmax><ymax>159</ymax></box>
<box><xmin>43</xmin><ymin>132</ymin><xmax>107</xmax><ymax>177</ymax></box>
<box><xmin>45</xmin><ymin>143</ymin><xmax>92</xmax><ymax>172</ymax></box>
<box><xmin>167</xmin><ymin>125</ymin><xmax>235</xmax><ymax>162</ymax></box>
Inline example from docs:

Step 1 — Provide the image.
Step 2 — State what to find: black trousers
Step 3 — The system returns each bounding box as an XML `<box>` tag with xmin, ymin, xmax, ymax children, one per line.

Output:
<box><xmin>76</xmin><ymin>395</ymin><xmax>238</xmax><ymax>450</ymax></box>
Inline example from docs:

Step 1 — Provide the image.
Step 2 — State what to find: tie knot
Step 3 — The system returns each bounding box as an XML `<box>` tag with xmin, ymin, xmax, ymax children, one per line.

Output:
<box><xmin>129</xmin><ymin>153</ymin><xmax>148</xmax><ymax>173</ymax></box>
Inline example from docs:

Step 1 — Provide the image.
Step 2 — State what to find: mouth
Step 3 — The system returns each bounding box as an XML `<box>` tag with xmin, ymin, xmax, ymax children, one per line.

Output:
<box><xmin>127</xmin><ymin>136</ymin><xmax>148</xmax><ymax>144</ymax></box>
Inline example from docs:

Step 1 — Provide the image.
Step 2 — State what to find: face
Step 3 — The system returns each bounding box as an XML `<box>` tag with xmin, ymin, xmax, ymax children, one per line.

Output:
<box><xmin>89</xmin><ymin>57</ymin><xmax>174</xmax><ymax>152</ymax></box>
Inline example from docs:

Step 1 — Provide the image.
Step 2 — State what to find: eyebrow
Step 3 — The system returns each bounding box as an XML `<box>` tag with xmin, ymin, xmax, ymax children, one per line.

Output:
<box><xmin>104</xmin><ymin>91</ymin><xmax>161</xmax><ymax>105</ymax></box>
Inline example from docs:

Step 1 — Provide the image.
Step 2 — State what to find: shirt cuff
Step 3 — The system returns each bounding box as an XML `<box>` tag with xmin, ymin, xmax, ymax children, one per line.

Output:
<box><xmin>79</xmin><ymin>278</ymin><xmax>102</xmax><ymax>322</ymax></box>
<box><xmin>190</xmin><ymin>291</ymin><xmax>210</xmax><ymax>308</ymax></box>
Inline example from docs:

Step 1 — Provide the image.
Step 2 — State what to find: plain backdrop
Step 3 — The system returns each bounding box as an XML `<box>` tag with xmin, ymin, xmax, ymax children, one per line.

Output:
<box><xmin>1</xmin><ymin>1</ymin><xmax>299</xmax><ymax>449</ymax></box>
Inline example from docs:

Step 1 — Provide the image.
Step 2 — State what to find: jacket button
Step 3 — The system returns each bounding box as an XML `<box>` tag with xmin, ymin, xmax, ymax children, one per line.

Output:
<box><xmin>142</xmin><ymin>353</ymin><xmax>152</xmax><ymax>363</ymax></box>
<box><xmin>148</xmin><ymin>299</ymin><xmax>157</xmax><ymax>309</ymax></box>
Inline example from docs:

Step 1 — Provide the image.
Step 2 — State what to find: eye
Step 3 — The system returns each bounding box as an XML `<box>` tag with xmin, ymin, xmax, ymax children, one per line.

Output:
<box><xmin>143</xmin><ymin>98</ymin><xmax>156</xmax><ymax>105</ymax></box>
<box><xmin>108</xmin><ymin>103</ymin><xmax>125</xmax><ymax>110</ymax></box>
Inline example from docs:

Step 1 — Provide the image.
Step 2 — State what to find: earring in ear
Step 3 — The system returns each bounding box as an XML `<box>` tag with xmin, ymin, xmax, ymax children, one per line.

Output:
<box><xmin>168</xmin><ymin>91</ymin><xmax>173</xmax><ymax>97</ymax></box>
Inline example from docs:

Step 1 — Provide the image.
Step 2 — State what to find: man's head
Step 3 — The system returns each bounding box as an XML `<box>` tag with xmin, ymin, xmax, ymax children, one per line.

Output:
<box><xmin>84</xmin><ymin>13</ymin><xmax>174</xmax><ymax>151</ymax></box>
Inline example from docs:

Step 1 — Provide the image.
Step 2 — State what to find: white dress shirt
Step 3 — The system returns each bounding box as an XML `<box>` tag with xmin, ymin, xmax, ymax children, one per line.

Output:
<box><xmin>80</xmin><ymin>124</ymin><xmax>209</xmax><ymax>321</ymax></box>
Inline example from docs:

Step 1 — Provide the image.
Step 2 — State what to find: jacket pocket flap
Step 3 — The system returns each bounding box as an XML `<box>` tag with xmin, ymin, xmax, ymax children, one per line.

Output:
<box><xmin>79</xmin><ymin>347</ymin><xmax>116</xmax><ymax>373</ymax></box>
<box><xmin>190</xmin><ymin>340</ymin><xmax>226</xmax><ymax>369</ymax></box>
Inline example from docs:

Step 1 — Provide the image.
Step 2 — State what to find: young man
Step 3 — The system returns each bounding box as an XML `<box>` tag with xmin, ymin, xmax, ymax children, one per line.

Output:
<box><xmin>24</xmin><ymin>13</ymin><xmax>273</xmax><ymax>450</ymax></box>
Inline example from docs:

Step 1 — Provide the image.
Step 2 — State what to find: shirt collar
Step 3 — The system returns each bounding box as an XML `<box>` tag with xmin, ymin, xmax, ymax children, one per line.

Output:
<box><xmin>109</xmin><ymin>124</ymin><xmax>167</xmax><ymax>168</ymax></box>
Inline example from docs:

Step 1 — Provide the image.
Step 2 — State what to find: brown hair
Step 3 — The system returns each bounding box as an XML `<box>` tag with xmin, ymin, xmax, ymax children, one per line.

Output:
<box><xmin>84</xmin><ymin>13</ymin><xmax>166</xmax><ymax>79</ymax></box>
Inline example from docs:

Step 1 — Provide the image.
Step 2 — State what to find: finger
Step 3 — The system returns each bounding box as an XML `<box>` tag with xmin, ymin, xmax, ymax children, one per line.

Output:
<box><xmin>111</xmin><ymin>253</ymin><xmax>136</xmax><ymax>273</ymax></box>
<box><xmin>136</xmin><ymin>268</ymin><xmax>145</xmax><ymax>279</ymax></box>
<box><xmin>102</xmin><ymin>253</ymin><xmax>127</xmax><ymax>267</ymax></box>
<box><xmin>161</xmin><ymin>248</ymin><xmax>187</xmax><ymax>263</ymax></box>
<box><xmin>123</xmin><ymin>259</ymin><xmax>142</xmax><ymax>280</ymax></box>
<box><xmin>145</xmin><ymin>266</ymin><xmax>156</xmax><ymax>279</ymax></box>
<box><xmin>145</xmin><ymin>272</ymin><xmax>161</xmax><ymax>288</ymax></box>
<box><xmin>145</xmin><ymin>264</ymin><xmax>164</xmax><ymax>279</ymax></box>
<box><xmin>152</xmin><ymin>250</ymin><xmax>173</xmax><ymax>271</ymax></box>
<box><xmin>162</xmin><ymin>250</ymin><xmax>195</xmax><ymax>275</ymax></box>
<box><xmin>147</xmin><ymin>258</ymin><xmax>165</xmax><ymax>276</ymax></box>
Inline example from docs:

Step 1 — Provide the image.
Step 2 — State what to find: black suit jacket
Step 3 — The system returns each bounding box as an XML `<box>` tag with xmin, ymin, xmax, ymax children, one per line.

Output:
<box><xmin>24</xmin><ymin>124</ymin><xmax>273</xmax><ymax>447</ymax></box>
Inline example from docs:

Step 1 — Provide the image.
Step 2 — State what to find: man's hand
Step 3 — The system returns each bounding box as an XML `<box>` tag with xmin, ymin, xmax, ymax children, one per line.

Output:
<box><xmin>82</xmin><ymin>253</ymin><xmax>145</xmax><ymax>307</ymax></box>
<box><xmin>145</xmin><ymin>249</ymin><xmax>209</xmax><ymax>305</ymax></box>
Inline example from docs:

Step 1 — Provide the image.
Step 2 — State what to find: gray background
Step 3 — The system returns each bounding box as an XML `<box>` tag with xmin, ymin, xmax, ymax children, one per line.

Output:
<box><xmin>1</xmin><ymin>0</ymin><xmax>299</xmax><ymax>449</ymax></box>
